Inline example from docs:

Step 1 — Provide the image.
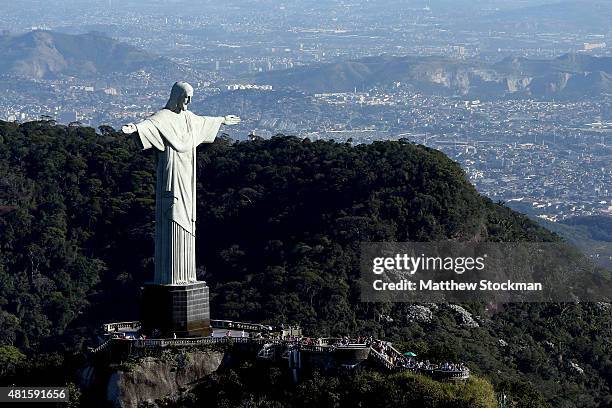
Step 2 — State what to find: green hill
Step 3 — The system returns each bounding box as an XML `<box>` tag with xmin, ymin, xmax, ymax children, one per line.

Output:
<box><xmin>0</xmin><ymin>121</ymin><xmax>610</xmax><ymax>407</ymax></box>
<box><xmin>538</xmin><ymin>216</ymin><xmax>612</xmax><ymax>270</ymax></box>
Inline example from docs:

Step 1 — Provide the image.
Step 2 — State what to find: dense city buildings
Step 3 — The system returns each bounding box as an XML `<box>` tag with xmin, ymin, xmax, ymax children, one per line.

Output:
<box><xmin>0</xmin><ymin>0</ymin><xmax>610</xmax><ymax>221</ymax></box>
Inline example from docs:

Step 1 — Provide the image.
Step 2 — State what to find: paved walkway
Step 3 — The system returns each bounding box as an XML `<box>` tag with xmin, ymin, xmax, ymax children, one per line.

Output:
<box><xmin>95</xmin><ymin>320</ymin><xmax>470</xmax><ymax>380</ymax></box>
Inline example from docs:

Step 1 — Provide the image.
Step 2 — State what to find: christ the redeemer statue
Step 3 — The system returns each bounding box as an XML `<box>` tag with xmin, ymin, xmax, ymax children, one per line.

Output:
<box><xmin>122</xmin><ymin>81</ymin><xmax>240</xmax><ymax>285</ymax></box>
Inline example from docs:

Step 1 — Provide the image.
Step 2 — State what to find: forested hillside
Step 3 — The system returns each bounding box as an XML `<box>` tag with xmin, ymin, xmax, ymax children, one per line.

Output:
<box><xmin>0</xmin><ymin>121</ymin><xmax>610</xmax><ymax>407</ymax></box>
<box><xmin>538</xmin><ymin>215</ymin><xmax>612</xmax><ymax>270</ymax></box>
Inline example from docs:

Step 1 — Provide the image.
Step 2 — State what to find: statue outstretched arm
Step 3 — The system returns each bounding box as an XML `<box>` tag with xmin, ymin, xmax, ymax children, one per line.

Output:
<box><xmin>222</xmin><ymin>115</ymin><xmax>241</xmax><ymax>126</ymax></box>
<box><xmin>121</xmin><ymin>123</ymin><xmax>147</xmax><ymax>149</ymax></box>
<box><xmin>122</xmin><ymin>123</ymin><xmax>138</xmax><ymax>134</ymax></box>
<box><xmin>193</xmin><ymin>115</ymin><xmax>239</xmax><ymax>146</ymax></box>
<box><xmin>122</xmin><ymin>120</ymin><xmax>165</xmax><ymax>151</ymax></box>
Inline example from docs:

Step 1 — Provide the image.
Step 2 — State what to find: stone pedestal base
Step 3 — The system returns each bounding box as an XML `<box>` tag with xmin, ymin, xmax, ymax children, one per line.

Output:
<box><xmin>141</xmin><ymin>281</ymin><xmax>211</xmax><ymax>337</ymax></box>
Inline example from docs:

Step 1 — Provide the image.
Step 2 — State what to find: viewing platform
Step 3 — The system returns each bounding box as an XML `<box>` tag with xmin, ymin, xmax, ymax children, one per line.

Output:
<box><xmin>92</xmin><ymin>320</ymin><xmax>470</xmax><ymax>382</ymax></box>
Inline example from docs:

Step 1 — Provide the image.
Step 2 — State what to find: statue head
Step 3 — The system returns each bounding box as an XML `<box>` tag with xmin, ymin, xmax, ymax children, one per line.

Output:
<box><xmin>165</xmin><ymin>81</ymin><xmax>194</xmax><ymax>112</ymax></box>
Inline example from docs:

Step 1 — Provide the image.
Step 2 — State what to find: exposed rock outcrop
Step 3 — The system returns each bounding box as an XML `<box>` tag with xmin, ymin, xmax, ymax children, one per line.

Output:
<box><xmin>447</xmin><ymin>304</ymin><xmax>480</xmax><ymax>328</ymax></box>
<box><xmin>105</xmin><ymin>350</ymin><xmax>225</xmax><ymax>408</ymax></box>
<box><xmin>406</xmin><ymin>305</ymin><xmax>435</xmax><ymax>324</ymax></box>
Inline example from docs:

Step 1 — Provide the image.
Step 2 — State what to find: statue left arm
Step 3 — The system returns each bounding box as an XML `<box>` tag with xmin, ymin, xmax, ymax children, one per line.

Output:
<box><xmin>194</xmin><ymin>114</ymin><xmax>241</xmax><ymax>146</ymax></box>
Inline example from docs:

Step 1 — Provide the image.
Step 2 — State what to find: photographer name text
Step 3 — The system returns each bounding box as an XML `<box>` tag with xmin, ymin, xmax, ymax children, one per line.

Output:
<box><xmin>372</xmin><ymin>279</ymin><xmax>542</xmax><ymax>292</ymax></box>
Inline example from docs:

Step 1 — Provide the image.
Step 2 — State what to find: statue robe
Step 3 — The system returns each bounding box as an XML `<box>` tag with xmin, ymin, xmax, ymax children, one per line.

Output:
<box><xmin>136</xmin><ymin>109</ymin><xmax>223</xmax><ymax>285</ymax></box>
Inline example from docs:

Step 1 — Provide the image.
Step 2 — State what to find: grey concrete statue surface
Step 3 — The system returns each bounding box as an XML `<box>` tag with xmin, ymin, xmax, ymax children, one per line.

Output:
<box><xmin>122</xmin><ymin>81</ymin><xmax>240</xmax><ymax>285</ymax></box>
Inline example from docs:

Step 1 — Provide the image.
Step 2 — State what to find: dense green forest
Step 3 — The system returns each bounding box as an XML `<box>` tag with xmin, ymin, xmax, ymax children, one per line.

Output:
<box><xmin>0</xmin><ymin>121</ymin><xmax>610</xmax><ymax>407</ymax></box>
<box><xmin>175</xmin><ymin>365</ymin><xmax>501</xmax><ymax>408</ymax></box>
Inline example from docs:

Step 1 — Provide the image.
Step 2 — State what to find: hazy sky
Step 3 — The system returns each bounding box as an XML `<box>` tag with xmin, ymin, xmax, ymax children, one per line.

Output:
<box><xmin>2</xmin><ymin>0</ymin><xmax>610</xmax><ymax>37</ymax></box>
<box><xmin>0</xmin><ymin>0</ymin><xmax>574</xmax><ymax>13</ymax></box>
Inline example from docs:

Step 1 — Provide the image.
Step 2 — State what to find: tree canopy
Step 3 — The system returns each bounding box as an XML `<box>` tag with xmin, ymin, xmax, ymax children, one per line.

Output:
<box><xmin>0</xmin><ymin>121</ymin><xmax>609</xmax><ymax>407</ymax></box>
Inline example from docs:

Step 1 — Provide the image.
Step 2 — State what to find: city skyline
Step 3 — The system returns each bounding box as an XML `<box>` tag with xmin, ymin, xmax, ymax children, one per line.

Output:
<box><xmin>0</xmin><ymin>0</ymin><xmax>610</xmax><ymax>222</ymax></box>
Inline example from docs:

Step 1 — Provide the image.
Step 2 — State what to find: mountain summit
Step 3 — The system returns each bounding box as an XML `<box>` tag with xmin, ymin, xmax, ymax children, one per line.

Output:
<box><xmin>0</xmin><ymin>30</ymin><xmax>176</xmax><ymax>79</ymax></box>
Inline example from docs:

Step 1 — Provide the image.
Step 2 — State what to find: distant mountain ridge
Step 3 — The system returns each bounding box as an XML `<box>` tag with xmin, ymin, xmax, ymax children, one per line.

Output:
<box><xmin>254</xmin><ymin>53</ymin><xmax>612</xmax><ymax>99</ymax></box>
<box><xmin>480</xmin><ymin>1</ymin><xmax>612</xmax><ymax>32</ymax></box>
<box><xmin>0</xmin><ymin>30</ymin><xmax>178</xmax><ymax>79</ymax></box>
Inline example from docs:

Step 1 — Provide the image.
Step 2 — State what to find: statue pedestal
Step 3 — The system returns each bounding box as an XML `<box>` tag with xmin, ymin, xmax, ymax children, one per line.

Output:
<box><xmin>140</xmin><ymin>281</ymin><xmax>211</xmax><ymax>337</ymax></box>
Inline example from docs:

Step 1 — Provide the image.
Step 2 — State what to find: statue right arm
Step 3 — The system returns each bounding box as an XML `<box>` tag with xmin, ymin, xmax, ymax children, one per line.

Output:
<box><xmin>121</xmin><ymin>123</ymin><xmax>147</xmax><ymax>149</ymax></box>
<box><xmin>222</xmin><ymin>115</ymin><xmax>241</xmax><ymax>126</ymax></box>
<box><xmin>133</xmin><ymin>119</ymin><xmax>165</xmax><ymax>151</ymax></box>
<box><xmin>122</xmin><ymin>123</ymin><xmax>138</xmax><ymax>134</ymax></box>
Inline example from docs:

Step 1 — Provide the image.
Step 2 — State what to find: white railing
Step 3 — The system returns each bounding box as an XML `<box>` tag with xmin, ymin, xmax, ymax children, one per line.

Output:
<box><xmin>134</xmin><ymin>337</ymin><xmax>218</xmax><ymax>348</ymax></box>
<box><xmin>369</xmin><ymin>347</ymin><xmax>395</xmax><ymax>370</ymax></box>
<box><xmin>90</xmin><ymin>339</ymin><xmax>112</xmax><ymax>353</ymax></box>
<box><xmin>103</xmin><ymin>321</ymin><xmax>141</xmax><ymax>333</ymax></box>
<box><xmin>130</xmin><ymin>336</ymin><xmax>286</xmax><ymax>348</ymax></box>
<box><xmin>211</xmin><ymin>320</ymin><xmax>271</xmax><ymax>332</ymax></box>
<box><xmin>368</xmin><ymin>346</ymin><xmax>470</xmax><ymax>380</ymax></box>
<box><xmin>442</xmin><ymin>370</ymin><xmax>470</xmax><ymax>380</ymax></box>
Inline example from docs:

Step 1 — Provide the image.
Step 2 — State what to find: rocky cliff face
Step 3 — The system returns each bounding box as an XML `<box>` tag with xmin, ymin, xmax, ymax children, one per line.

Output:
<box><xmin>103</xmin><ymin>350</ymin><xmax>225</xmax><ymax>408</ymax></box>
<box><xmin>255</xmin><ymin>53</ymin><xmax>612</xmax><ymax>98</ymax></box>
